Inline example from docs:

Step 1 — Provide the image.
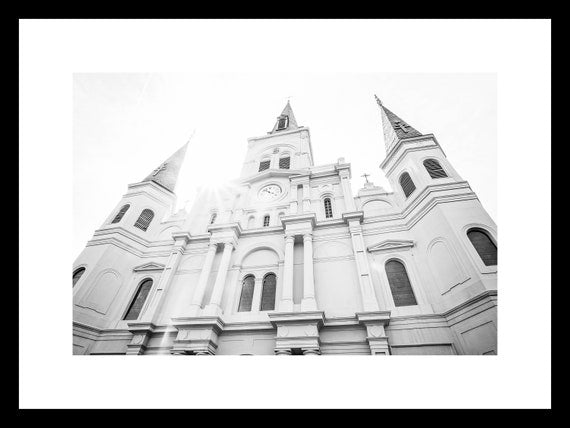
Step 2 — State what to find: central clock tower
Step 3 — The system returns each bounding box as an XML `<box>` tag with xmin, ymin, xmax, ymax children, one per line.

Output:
<box><xmin>234</xmin><ymin>101</ymin><xmax>316</xmax><ymax>223</ymax></box>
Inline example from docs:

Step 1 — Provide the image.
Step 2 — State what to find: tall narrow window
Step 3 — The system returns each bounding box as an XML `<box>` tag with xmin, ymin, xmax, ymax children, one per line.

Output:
<box><xmin>238</xmin><ymin>275</ymin><xmax>255</xmax><ymax>312</ymax></box>
<box><xmin>277</xmin><ymin>116</ymin><xmax>289</xmax><ymax>130</ymax></box>
<box><xmin>467</xmin><ymin>228</ymin><xmax>497</xmax><ymax>266</ymax></box>
<box><xmin>324</xmin><ymin>198</ymin><xmax>333</xmax><ymax>218</ymax></box>
<box><xmin>279</xmin><ymin>156</ymin><xmax>290</xmax><ymax>169</ymax></box>
<box><xmin>123</xmin><ymin>279</ymin><xmax>153</xmax><ymax>320</ymax></box>
<box><xmin>385</xmin><ymin>260</ymin><xmax>417</xmax><ymax>307</ymax></box>
<box><xmin>399</xmin><ymin>172</ymin><xmax>416</xmax><ymax>198</ymax></box>
<box><xmin>260</xmin><ymin>273</ymin><xmax>277</xmax><ymax>311</ymax></box>
<box><xmin>247</xmin><ymin>216</ymin><xmax>256</xmax><ymax>229</ymax></box>
<box><xmin>259</xmin><ymin>159</ymin><xmax>271</xmax><ymax>172</ymax></box>
<box><xmin>111</xmin><ymin>204</ymin><xmax>130</xmax><ymax>224</ymax></box>
<box><xmin>423</xmin><ymin>159</ymin><xmax>448</xmax><ymax>179</ymax></box>
<box><xmin>210</xmin><ymin>213</ymin><xmax>217</xmax><ymax>225</ymax></box>
<box><xmin>263</xmin><ymin>215</ymin><xmax>270</xmax><ymax>227</ymax></box>
<box><xmin>72</xmin><ymin>267</ymin><xmax>86</xmax><ymax>287</ymax></box>
<box><xmin>134</xmin><ymin>209</ymin><xmax>154</xmax><ymax>231</ymax></box>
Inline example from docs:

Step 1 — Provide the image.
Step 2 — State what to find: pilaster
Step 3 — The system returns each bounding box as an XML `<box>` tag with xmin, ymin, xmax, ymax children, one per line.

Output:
<box><xmin>356</xmin><ymin>311</ymin><xmax>392</xmax><ymax>355</ymax></box>
<box><xmin>343</xmin><ymin>212</ymin><xmax>381</xmax><ymax>312</ymax></box>
<box><xmin>141</xmin><ymin>232</ymin><xmax>191</xmax><ymax>323</ymax></box>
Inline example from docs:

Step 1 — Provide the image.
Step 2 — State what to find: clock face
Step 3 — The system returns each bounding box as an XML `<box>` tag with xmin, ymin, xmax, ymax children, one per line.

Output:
<box><xmin>258</xmin><ymin>184</ymin><xmax>282</xmax><ymax>201</ymax></box>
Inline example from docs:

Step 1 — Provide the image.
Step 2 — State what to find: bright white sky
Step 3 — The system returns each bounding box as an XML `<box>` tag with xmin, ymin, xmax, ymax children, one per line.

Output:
<box><xmin>73</xmin><ymin>72</ymin><xmax>496</xmax><ymax>257</ymax></box>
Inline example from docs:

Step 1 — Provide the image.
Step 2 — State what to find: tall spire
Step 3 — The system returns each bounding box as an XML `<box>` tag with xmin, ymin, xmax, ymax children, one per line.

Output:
<box><xmin>375</xmin><ymin>95</ymin><xmax>422</xmax><ymax>153</ymax></box>
<box><xmin>141</xmin><ymin>142</ymin><xmax>189</xmax><ymax>193</ymax></box>
<box><xmin>269</xmin><ymin>100</ymin><xmax>299</xmax><ymax>134</ymax></box>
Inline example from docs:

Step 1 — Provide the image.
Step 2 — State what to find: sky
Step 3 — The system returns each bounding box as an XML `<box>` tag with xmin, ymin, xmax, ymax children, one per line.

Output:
<box><xmin>73</xmin><ymin>72</ymin><xmax>496</xmax><ymax>257</ymax></box>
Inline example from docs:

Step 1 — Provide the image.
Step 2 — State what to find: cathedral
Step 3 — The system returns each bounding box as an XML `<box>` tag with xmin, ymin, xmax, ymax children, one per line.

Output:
<box><xmin>72</xmin><ymin>97</ymin><xmax>498</xmax><ymax>355</ymax></box>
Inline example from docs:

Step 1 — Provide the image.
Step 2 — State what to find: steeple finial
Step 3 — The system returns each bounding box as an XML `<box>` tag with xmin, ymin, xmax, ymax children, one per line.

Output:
<box><xmin>141</xmin><ymin>141</ymin><xmax>189</xmax><ymax>193</ymax></box>
<box><xmin>375</xmin><ymin>97</ymin><xmax>422</xmax><ymax>153</ymax></box>
<box><xmin>374</xmin><ymin>94</ymin><xmax>382</xmax><ymax>106</ymax></box>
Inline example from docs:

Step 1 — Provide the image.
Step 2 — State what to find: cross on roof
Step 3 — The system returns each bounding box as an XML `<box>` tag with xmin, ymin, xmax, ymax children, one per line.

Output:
<box><xmin>152</xmin><ymin>162</ymin><xmax>168</xmax><ymax>176</ymax></box>
<box><xmin>393</xmin><ymin>121</ymin><xmax>410</xmax><ymax>132</ymax></box>
<box><xmin>361</xmin><ymin>173</ymin><xmax>371</xmax><ymax>184</ymax></box>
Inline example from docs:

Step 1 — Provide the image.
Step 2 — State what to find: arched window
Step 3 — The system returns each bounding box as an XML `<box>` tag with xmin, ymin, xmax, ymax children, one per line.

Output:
<box><xmin>247</xmin><ymin>216</ymin><xmax>256</xmax><ymax>229</ymax></box>
<box><xmin>123</xmin><ymin>279</ymin><xmax>153</xmax><ymax>320</ymax></box>
<box><xmin>467</xmin><ymin>228</ymin><xmax>497</xmax><ymax>266</ymax></box>
<box><xmin>423</xmin><ymin>159</ymin><xmax>448</xmax><ymax>179</ymax></box>
<box><xmin>385</xmin><ymin>260</ymin><xmax>417</xmax><ymax>307</ymax></box>
<box><xmin>260</xmin><ymin>273</ymin><xmax>277</xmax><ymax>311</ymax></box>
<box><xmin>210</xmin><ymin>213</ymin><xmax>217</xmax><ymax>225</ymax></box>
<box><xmin>399</xmin><ymin>172</ymin><xmax>416</xmax><ymax>198</ymax></box>
<box><xmin>279</xmin><ymin>156</ymin><xmax>290</xmax><ymax>169</ymax></box>
<box><xmin>259</xmin><ymin>159</ymin><xmax>271</xmax><ymax>172</ymax></box>
<box><xmin>72</xmin><ymin>267</ymin><xmax>86</xmax><ymax>287</ymax></box>
<box><xmin>238</xmin><ymin>275</ymin><xmax>255</xmax><ymax>312</ymax></box>
<box><xmin>134</xmin><ymin>209</ymin><xmax>154</xmax><ymax>231</ymax></box>
<box><xmin>263</xmin><ymin>215</ymin><xmax>270</xmax><ymax>227</ymax></box>
<box><xmin>111</xmin><ymin>204</ymin><xmax>130</xmax><ymax>224</ymax></box>
<box><xmin>324</xmin><ymin>198</ymin><xmax>333</xmax><ymax>218</ymax></box>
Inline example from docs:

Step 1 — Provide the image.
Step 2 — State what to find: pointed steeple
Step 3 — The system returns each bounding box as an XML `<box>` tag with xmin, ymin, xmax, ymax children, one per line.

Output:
<box><xmin>141</xmin><ymin>142</ymin><xmax>188</xmax><ymax>193</ymax></box>
<box><xmin>375</xmin><ymin>95</ymin><xmax>423</xmax><ymax>153</ymax></box>
<box><xmin>269</xmin><ymin>100</ymin><xmax>299</xmax><ymax>134</ymax></box>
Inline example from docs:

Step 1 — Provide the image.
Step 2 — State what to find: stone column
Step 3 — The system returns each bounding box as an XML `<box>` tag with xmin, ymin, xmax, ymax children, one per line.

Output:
<box><xmin>187</xmin><ymin>242</ymin><xmax>218</xmax><ymax>316</ymax></box>
<box><xmin>204</xmin><ymin>241</ymin><xmax>234</xmax><ymax>315</ymax></box>
<box><xmin>301</xmin><ymin>233</ymin><xmax>317</xmax><ymax>311</ymax></box>
<box><xmin>279</xmin><ymin>234</ymin><xmax>295</xmax><ymax>312</ymax></box>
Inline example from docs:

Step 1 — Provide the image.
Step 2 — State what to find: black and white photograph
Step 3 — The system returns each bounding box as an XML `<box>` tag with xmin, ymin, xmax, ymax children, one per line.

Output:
<box><xmin>19</xmin><ymin>19</ymin><xmax>551</xmax><ymax>410</ymax></box>
<box><xmin>72</xmin><ymin>73</ymin><xmax>498</xmax><ymax>356</ymax></box>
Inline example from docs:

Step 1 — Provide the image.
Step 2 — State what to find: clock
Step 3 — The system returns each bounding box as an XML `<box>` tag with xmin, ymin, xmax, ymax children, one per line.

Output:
<box><xmin>258</xmin><ymin>184</ymin><xmax>282</xmax><ymax>201</ymax></box>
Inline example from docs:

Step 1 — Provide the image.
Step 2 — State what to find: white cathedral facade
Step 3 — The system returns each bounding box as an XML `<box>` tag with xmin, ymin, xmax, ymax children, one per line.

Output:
<box><xmin>72</xmin><ymin>97</ymin><xmax>498</xmax><ymax>355</ymax></box>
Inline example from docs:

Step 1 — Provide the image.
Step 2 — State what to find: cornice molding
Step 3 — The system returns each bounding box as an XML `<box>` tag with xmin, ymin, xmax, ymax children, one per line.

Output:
<box><xmin>379</xmin><ymin>133</ymin><xmax>440</xmax><ymax>171</ymax></box>
<box><xmin>280</xmin><ymin>212</ymin><xmax>317</xmax><ymax>228</ymax></box>
<box><xmin>342</xmin><ymin>211</ymin><xmax>364</xmax><ymax>224</ymax></box>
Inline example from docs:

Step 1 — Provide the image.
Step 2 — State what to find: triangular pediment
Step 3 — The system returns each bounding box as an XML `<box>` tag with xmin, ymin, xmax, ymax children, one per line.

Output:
<box><xmin>133</xmin><ymin>262</ymin><xmax>166</xmax><ymax>272</ymax></box>
<box><xmin>367</xmin><ymin>239</ymin><xmax>415</xmax><ymax>253</ymax></box>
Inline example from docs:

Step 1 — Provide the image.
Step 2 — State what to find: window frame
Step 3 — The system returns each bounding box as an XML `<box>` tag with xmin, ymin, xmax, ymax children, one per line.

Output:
<box><xmin>133</xmin><ymin>208</ymin><xmax>155</xmax><ymax>232</ymax></box>
<box><xmin>276</xmin><ymin>115</ymin><xmax>289</xmax><ymax>131</ymax></box>
<box><xmin>237</xmin><ymin>274</ymin><xmax>256</xmax><ymax>312</ymax></box>
<box><xmin>122</xmin><ymin>278</ymin><xmax>154</xmax><ymax>321</ymax></box>
<box><xmin>73</xmin><ymin>267</ymin><xmax>86</xmax><ymax>288</ymax></box>
<box><xmin>111</xmin><ymin>204</ymin><xmax>130</xmax><ymax>224</ymax></box>
<box><xmin>460</xmin><ymin>224</ymin><xmax>498</xmax><ymax>275</ymax></box>
<box><xmin>399</xmin><ymin>172</ymin><xmax>416</xmax><ymax>198</ymax></box>
<box><xmin>259</xmin><ymin>272</ymin><xmax>277</xmax><ymax>311</ymax></box>
<box><xmin>279</xmin><ymin>155</ymin><xmax>291</xmax><ymax>169</ymax></box>
<box><xmin>323</xmin><ymin>197</ymin><xmax>334</xmax><ymax>219</ymax></box>
<box><xmin>384</xmin><ymin>258</ymin><xmax>418</xmax><ymax>307</ymax></box>
<box><xmin>258</xmin><ymin>159</ymin><xmax>271</xmax><ymax>172</ymax></box>
<box><xmin>423</xmin><ymin>158</ymin><xmax>449</xmax><ymax>179</ymax></box>
<box><xmin>373</xmin><ymin>252</ymin><xmax>428</xmax><ymax>316</ymax></box>
<box><xmin>263</xmin><ymin>214</ymin><xmax>271</xmax><ymax>227</ymax></box>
